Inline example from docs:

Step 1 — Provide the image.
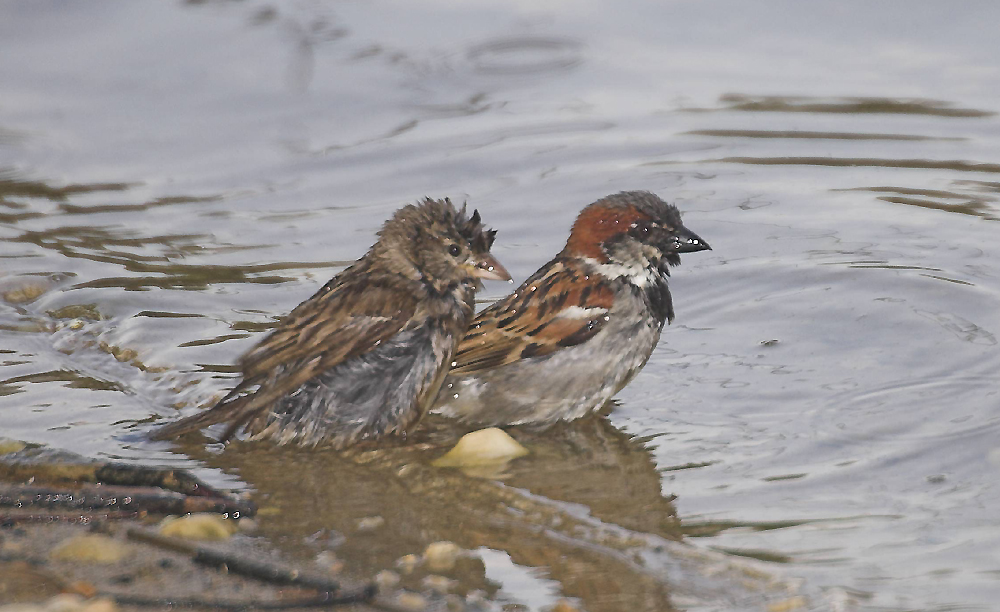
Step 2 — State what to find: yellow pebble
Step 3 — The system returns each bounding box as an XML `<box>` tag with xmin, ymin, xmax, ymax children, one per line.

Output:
<box><xmin>432</xmin><ymin>428</ymin><xmax>528</xmax><ymax>468</ymax></box>
<box><xmin>50</xmin><ymin>536</ymin><xmax>129</xmax><ymax>564</ymax></box>
<box><xmin>767</xmin><ymin>596</ymin><xmax>807</xmax><ymax>612</ymax></box>
<box><xmin>159</xmin><ymin>513</ymin><xmax>237</xmax><ymax>541</ymax></box>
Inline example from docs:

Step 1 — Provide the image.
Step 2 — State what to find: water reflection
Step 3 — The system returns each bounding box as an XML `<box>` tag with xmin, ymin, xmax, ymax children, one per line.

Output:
<box><xmin>692</xmin><ymin>94</ymin><xmax>996</xmax><ymax>117</ymax></box>
<box><xmin>174</xmin><ymin>415</ymin><xmax>692</xmax><ymax>611</ymax></box>
<box><xmin>684</xmin><ymin>129</ymin><xmax>963</xmax><ymax>141</ymax></box>
<box><xmin>466</xmin><ymin>37</ymin><xmax>583</xmax><ymax>75</ymax></box>
<box><xmin>705</xmin><ymin>156</ymin><xmax>1000</xmax><ymax>174</ymax></box>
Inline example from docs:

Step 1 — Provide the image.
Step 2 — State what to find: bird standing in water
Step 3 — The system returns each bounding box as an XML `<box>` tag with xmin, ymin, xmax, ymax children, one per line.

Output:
<box><xmin>433</xmin><ymin>191</ymin><xmax>711</xmax><ymax>426</ymax></box>
<box><xmin>153</xmin><ymin>198</ymin><xmax>509</xmax><ymax>447</ymax></box>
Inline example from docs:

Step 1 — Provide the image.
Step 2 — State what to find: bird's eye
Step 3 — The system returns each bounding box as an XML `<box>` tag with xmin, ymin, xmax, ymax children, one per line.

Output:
<box><xmin>448</xmin><ymin>244</ymin><xmax>461</xmax><ymax>257</ymax></box>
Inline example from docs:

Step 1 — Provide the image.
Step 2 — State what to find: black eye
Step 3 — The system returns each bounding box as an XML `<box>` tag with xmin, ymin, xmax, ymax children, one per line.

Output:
<box><xmin>448</xmin><ymin>244</ymin><xmax>461</xmax><ymax>257</ymax></box>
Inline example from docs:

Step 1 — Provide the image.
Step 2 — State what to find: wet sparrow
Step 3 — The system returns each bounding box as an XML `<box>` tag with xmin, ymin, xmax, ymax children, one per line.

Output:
<box><xmin>433</xmin><ymin>191</ymin><xmax>710</xmax><ymax>425</ymax></box>
<box><xmin>153</xmin><ymin>198</ymin><xmax>509</xmax><ymax>447</ymax></box>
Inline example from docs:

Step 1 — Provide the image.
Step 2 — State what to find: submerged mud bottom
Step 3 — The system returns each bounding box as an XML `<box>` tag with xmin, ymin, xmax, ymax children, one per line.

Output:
<box><xmin>2</xmin><ymin>417</ymin><xmax>818</xmax><ymax>611</ymax></box>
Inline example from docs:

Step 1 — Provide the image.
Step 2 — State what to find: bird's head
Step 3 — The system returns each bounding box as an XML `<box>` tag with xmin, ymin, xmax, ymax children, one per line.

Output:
<box><xmin>379</xmin><ymin>198</ymin><xmax>510</xmax><ymax>295</ymax></box>
<box><xmin>562</xmin><ymin>191</ymin><xmax>711</xmax><ymax>280</ymax></box>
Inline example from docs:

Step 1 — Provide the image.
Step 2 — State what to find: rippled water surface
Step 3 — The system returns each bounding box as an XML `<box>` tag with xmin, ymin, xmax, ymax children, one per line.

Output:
<box><xmin>3</xmin><ymin>1</ymin><xmax>1000</xmax><ymax>610</ymax></box>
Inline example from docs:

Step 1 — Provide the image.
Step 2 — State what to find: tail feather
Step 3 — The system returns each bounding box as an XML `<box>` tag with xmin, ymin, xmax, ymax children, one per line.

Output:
<box><xmin>150</xmin><ymin>391</ymin><xmax>257</xmax><ymax>441</ymax></box>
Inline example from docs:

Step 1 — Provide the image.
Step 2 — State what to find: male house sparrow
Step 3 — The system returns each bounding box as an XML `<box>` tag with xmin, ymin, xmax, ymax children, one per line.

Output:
<box><xmin>153</xmin><ymin>198</ymin><xmax>510</xmax><ymax>447</ymax></box>
<box><xmin>433</xmin><ymin>191</ymin><xmax>710</xmax><ymax>426</ymax></box>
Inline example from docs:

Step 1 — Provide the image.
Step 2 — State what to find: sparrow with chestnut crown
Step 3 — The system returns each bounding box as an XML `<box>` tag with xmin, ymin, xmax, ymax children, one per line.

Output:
<box><xmin>433</xmin><ymin>190</ymin><xmax>710</xmax><ymax>425</ymax></box>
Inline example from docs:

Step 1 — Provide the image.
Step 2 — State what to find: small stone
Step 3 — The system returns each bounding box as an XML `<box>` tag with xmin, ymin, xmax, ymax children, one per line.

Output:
<box><xmin>432</xmin><ymin>428</ymin><xmax>528</xmax><ymax>468</ymax></box>
<box><xmin>314</xmin><ymin>551</ymin><xmax>344</xmax><ymax>574</ymax></box>
<box><xmin>80</xmin><ymin>600</ymin><xmax>117</xmax><ymax>612</ymax></box>
<box><xmin>0</xmin><ymin>439</ymin><xmax>27</xmax><ymax>455</ymax></box>
<box><xmin>545</xmin><ymin>600</ymin><xmax>581</xmax><ymax>612</ymax></box>
<box><xmin>394</xmin><ymin>592</ymin><xmax>428</xmax><ymax>611</ymax></box>
<box><xmin>423</xmin><ymin>541</ymin><xmax>461</xmax><ymax>572</ymax></box>
<box><xmin>422</xmin><ymin>574</ymin><xmax>457</xmax><ymax>594</ymax></box>
<box><xmin>767</xmin><ymin>596</ymin><xmax>807</xmax><ymax>612</ymax></box>
<box><xmin>159</xmin><ymin>514</ymin><xmax>237</xmax><ymax>541</ymax></box>
<box><xmin>66</xmin><ymin>582</ymin><xmax>97</xmax><ymax>599</ymax></box>
<box><xmin>2</xmin><ymin>282</ymin><xmax>47</xmax><ymax>304</ymax></box>
<box><xmin>395</xmin><ymin>554</ymin><xmax>420</xmax><ymax>574</ymax></box>
<box><xmin>50</xmin><ymin>536</ymin><xmax>129</xmax><ymax>564</ymax></box>
<box><xmin>375</xmin><ymin>569</ymin><xmax>400</xmax><ymax>591</ymax></box>
<box><xmin>355</xmin><ymin>516</ymin><xmax>385</xmax><ymax>532</ymax></box>
<box><xmin>42</xmin><ymin>594</ymin><xmax>85</xmax><ymax>612</ymax></box>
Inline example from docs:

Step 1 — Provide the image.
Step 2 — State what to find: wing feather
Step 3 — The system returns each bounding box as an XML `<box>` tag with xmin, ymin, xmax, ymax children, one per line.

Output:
<box><xmin>450</xmin><ymin>259</ymin><xmax>614</xmax><ymax>374</ymax></box>
<box><xmin>152</xmin><ymin>272</ymin><xmax>421</xmax><ymax>440</ymax></box>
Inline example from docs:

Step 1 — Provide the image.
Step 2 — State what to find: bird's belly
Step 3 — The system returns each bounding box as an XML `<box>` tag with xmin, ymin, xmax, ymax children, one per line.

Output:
<box><xmin>433</xmin><ymin>317</ymin><xmax>662</xmax><ymax>425</ymax></box>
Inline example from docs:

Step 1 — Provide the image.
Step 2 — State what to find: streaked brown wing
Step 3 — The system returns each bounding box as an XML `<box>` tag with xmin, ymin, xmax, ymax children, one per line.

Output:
<box><xmin>239</xmin><ymin>277</ymin><xmax>419</xmax><ymax>383</ymax></box>
<box><xmin>451</xmin><ymin>259</ymin><xmax>614</xmax><ymax>374</ymax></box>
<box><xmin>152</xmin><ymin>274</ymin><xmax>420</xmax><ymax>440</ymax></box>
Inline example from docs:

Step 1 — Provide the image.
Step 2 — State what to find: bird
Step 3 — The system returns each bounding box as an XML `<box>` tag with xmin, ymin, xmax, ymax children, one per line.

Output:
<box><xmin>432</xmin><ymin>190</ymin><xmax>710</xmax><ymax>426</ymax></box>
<box><xmin>152</xmin><ymin>198</ymin><xmax>510</xmax><ymax>447</ymax></box>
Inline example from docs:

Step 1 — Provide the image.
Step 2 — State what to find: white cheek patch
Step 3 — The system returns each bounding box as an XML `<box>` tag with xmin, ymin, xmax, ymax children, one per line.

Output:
<box><xmin>581</xmin><ymin>257</ymin><xmax>658</xmax><ymax>287</ymax></box>
<box><xmin>556</xmin><ymin>305</ymin><xmax>610</xmax><ymax>319</ymax></box>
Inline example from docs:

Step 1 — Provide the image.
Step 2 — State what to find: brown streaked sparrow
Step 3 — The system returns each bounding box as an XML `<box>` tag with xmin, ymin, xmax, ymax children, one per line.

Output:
<box><xmin>153</xmin><ymin>198</ymin><xmax>510</xmax><ymax>447</ymax></box>
<box><xmin>433</xmin><ymin>191</ymin><xmax>710</xmax><ymax>425</ymax></box>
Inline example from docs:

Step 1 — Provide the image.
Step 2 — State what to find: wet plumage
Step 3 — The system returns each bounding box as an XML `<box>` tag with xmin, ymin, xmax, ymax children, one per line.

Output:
<box><xmin>153</xmin><ymin>198</ymin><xmax>509</xmax><ymax>447</ymax></box>
<box><xmin>433</xmin><ymin>191</ymin><xmax>711</xmax><ymax>425</ymax></box>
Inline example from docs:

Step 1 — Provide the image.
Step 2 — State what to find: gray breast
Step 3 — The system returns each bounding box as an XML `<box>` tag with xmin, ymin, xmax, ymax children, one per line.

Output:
<box><xmin>264</xmin><ymin>325</ymin><xmax>443</xmax><ymax>446</ymax></box>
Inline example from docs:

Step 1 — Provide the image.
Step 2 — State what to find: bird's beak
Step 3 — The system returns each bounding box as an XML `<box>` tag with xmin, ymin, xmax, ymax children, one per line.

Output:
<box><xmin>669</xmin><ymin>226</ymin><xmax>712</xmax><ymax>253</ymax></box>
<box><xmin>473</xmin><ymin>253</ymin><xmax>512</xmax><ymax>281</ymax></box>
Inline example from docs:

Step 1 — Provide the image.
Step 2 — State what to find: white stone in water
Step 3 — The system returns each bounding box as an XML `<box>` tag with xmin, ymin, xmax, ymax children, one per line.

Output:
<box><xmin>431</xmin><ymin>428</ymin><xmax>528</xmax><ymax>468</ymax></box>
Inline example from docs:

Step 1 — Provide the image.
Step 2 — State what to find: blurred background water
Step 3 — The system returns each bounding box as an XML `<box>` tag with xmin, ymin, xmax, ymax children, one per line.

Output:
<box><xmin>2</xmin><ymin>1</ymin><xmax>999</xmax><ymax>610</ymax></box>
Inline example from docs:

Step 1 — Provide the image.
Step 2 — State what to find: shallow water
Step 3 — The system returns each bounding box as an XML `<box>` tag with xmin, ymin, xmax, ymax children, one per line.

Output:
<box><xmin>2</xmin><ymin>1</ymin><xmax>1000</xmax><ymax>610</ymax></box>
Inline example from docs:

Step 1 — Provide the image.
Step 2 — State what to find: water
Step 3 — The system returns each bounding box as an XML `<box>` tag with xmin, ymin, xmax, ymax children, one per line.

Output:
<box><xmin>2</xmin><ymin>1</ymin><xmax>1000</xmax><ymax>610</ymax></box>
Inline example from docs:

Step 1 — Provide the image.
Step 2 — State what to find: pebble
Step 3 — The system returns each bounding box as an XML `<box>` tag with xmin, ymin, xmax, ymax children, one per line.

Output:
<box><xmin>395</xmin><ymin>553</ymin><xmax>420</xmax><ymax>574</ymax></box>
<box><xmin>0</xmin><ymin>438</ymin><xmax>27</xmax><ymax>454</ymax></box>
<box><xmin>375</xmin><ymin>569</ymin><xmax>400</xmax><ymax>590</ymax></box>
<box><xmin>767</xmin><ymin>596</ymin><xmax>807</xmax><ymax>612</ymax></box>
<box><xmin>159</xmin><ymin>513</ymin><xmax>237</xmax><ymax>540</ymax></box>
<box><xmin>0</xmin><ymin>596</ymin><xmax>119</xmax><ymax>612</ymax></box>
<box><xmin>421</xmin><ymin>574</ymin><xmax>457</xmax><ymax>594</ymax></box>
<box><xmin>432</xmin><ymin>428</ymin><xmax>528</xmax><ymax>468</ymax></box>
<box><xmin>423</xmin><ymin>541</ymin><xmax>461</xmax><ymax>572</ymax></box>
<box><xmin>355</xmin><ymin>516</ymin><xmax>385</xmax><ymax>532</ymax></box>
<box><xmin>394</xmin><ymin>592</ymin><xmax>428</xmax><ymax>611</ymax></box>
<box><xmin>50</xmin><ymin>536</ymin><xmax>129</xmax><ymax>564</ymax></box>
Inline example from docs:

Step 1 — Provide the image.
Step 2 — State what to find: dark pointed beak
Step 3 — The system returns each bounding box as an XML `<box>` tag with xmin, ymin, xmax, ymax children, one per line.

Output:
<box><xmin>473</xmin><ymin>253</ymin><xmax>512</xmax><ymax>281</ymax></box>
<box><xmin>669</xmin><ymin>226</ymin><xmax>711</xmax><ymax>254</ymax></box>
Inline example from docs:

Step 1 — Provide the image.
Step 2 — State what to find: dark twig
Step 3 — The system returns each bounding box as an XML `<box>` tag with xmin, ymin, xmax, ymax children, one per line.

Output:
<box><xmin>106</xmin><ymin>587</ymin><xmax>377</xmax><ymax>609</ymax></box>
<box><xmin>126</xmin><ymin>528</ymin><xmax>374</xmax><ymax>596</ymax></box>
<box><xmin>0</xmin><ymin>484</ymin><xmax>252</xmax><ymax>517</ymax></box>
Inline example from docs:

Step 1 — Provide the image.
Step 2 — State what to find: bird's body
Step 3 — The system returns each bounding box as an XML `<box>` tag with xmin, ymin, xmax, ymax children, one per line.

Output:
<box><xmin>153</xmin><ymin>198</ymin><xmax>508</xmax><ymax>447</ymax></box>
<box><xmin>433</xmin><ymin>191</ymin><xmax>710</xmax><ymax>426</ymax></box>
